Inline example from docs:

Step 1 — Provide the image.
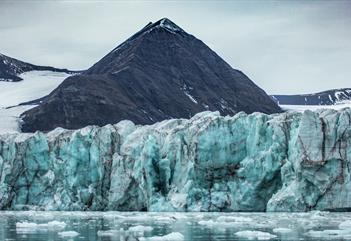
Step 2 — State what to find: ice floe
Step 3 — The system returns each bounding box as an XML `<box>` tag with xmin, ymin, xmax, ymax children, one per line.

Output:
<box><xmin>140</xmin><ymin>232</ymin><xmax>184</xmax><ymax>241</ymax></box>
<box><xmin>128</xmin><ymin>225</ymin><xmax>154</xmax><ymax>232</ymax></box>
<box><xmin>339</xmin><ymin>220</ymin><xmax>351</xmax><ymax>230</ymax></box>
<box><xmin>16</xmin><ymin>220</ymin><xmax>66</xmax><ymax>232</ymax></box>
<box><xmin>235</xmin><ymin>230</ymin><xmax>277</xmax><ymax>240</ymax></box>
<box><xmin>58</xmin><ymin>231</ymin><xmax>80</xmax><ymax>237</ymax></box>
<box><xmin>97</xmin><ymin>229</ymin><xmax>122</xmax><ymax>237</ymax></box>
<box><xmin>272</xmin><ymin>227</ymin><xmax>293</xmax><ymax>234</ymax></box>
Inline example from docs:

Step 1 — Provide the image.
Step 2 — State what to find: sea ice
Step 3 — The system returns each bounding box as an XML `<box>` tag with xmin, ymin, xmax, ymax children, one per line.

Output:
<box><xmin>272</xmin><ymin>228</ymin><xmax>293</xmax><ymax>234</ymax></box>
<box><xmin>305</xmin><ymin>229</ymin><xmax>351</xmax><ymax>238</ymax></box>
<box><xmin>140</xmin><ymin>232</ymin><xmax>184</xmax><ymax>241</ymax></box>
<box><xmin>58</xmin><ymin>231</ymin><xmax>80</xmax><ymax>237</ymax></box>
<box><xmin>128</xmin><ymin>225</ymin><xmax>154</xmax><ymax>232</ymax></box>
<box><xmin>339</xmin><ymin>220</ymin><xmax>351</xmax><ymax>230</ymax></box>
<box><xmin>97</xmin><ymin>229</ymin><xmax>122</xmax><ymax>237</ymax></box>
<box><xmin>235</xmin><ymin>230</ymin><xmax>277</xmax><ymax>240</ymax></box>
<box><xmin>16</xmin><ymin>221</ymin><xmax>66</xmax><ymax>230</ymax></box>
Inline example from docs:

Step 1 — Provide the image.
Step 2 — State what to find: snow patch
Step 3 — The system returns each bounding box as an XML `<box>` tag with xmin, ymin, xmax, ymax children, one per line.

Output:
<box><xmin>280</xmin><ymin>103</ymin><xmax>351</xmax><ymax>112</ymax></box>
<box><xmin>184</xmin><ymin>92</ymin><xmax>198</xmax><ymax>104</ymax></box>
<box><xmin>160</xmin><ymin>19</ymin><xmax>182</xmax><ymax>34</ymax></box>
<box><xmin>329</xmin><ymin>95</ymin><xmax>333</xmax><ymax>102</ymax></box>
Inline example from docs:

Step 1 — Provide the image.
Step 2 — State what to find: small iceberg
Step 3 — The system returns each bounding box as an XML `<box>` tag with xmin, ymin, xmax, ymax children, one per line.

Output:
<box><xmin>140</xmin><ymin>232</ymin><xmax>184</xmax><ymax>241</ymax></box>
<box><xmin>97</xmin><ymin>229</ymin><xmax>122</xmax><ymax>237</ymax></box>
<box><xmin>235</xmin><ymin>230</ymin><xmax>277</xmax><ymax>240</ymax></box>
<box><xmin>272</xmin><ymin>228</ymin><xmax>293</xmax><ymax>234</ymax></box>
<box><xmin>58</xmin><ymin>231</ymin><xmax>80</xmax><ymax>237</ymax></box>
<box><xmin>16</xmin><ymin>221</ymin><xmax>66</xmax><ymax>233</ymax></box>
<box><xmin>128</xmin><ymin>225</ymin><xmax>154</xmax><ymax>232</ymax></box>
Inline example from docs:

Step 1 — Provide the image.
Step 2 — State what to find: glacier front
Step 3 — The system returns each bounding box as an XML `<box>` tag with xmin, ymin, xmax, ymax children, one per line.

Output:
<box><xmin>0</xmin><ymin>109</ymin><xmax>350</xmax><ymax>211</ymax></box>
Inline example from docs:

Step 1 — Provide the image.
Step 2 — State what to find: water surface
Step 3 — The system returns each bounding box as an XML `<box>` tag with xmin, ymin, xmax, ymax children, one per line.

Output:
<box><xmin>0</xmin><ymin>211</ymin><xmax>350</xmax><ymax>240</ymax></box>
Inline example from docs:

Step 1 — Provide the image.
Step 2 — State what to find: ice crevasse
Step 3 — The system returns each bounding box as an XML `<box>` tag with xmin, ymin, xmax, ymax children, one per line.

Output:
<box><xmin>0</xmin><ymin>109</ymin><xmax>350</xmax><ymax>211</ymax></box>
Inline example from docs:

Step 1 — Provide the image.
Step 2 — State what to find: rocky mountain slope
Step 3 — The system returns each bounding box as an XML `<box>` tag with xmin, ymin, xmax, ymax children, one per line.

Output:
<box><xmin>21</xmin><ymin>18</ymin><xmax>281</xmax><ymax>132</ymax></box>
<box><xmin>0</xmin><ymin>53</ymin><xmax>72</xmax><ymax>82</ymax></box>
<box><xmin>1</xmin><ymin>109</ymin><xmax>350</xmax><ymax>211</ymax></box>
<box><xmin>272</xmin><ymin>88</ymin><xmax>351</xmax><ymax>106</ymax></box>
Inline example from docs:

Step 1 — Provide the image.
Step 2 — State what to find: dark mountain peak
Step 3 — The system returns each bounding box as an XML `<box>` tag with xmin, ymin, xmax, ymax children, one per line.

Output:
<box><xmin>21</xmin><ymin>18</ymin><xmax>281</xmax><ymax>132</ymax></box>
<box><xmin>86</xmin><ymin>18</ymin><xmax>188</xmax><ymax>75</ymax></box>
<box><xmin>136</xmin><ymin>18</ymin><xmax>185</xmax><ymax>36</ymax></box>
<box><xmin>156</xmin><ymin>18</ymin><xmax>184</xmax><ymax>33</ymax></box>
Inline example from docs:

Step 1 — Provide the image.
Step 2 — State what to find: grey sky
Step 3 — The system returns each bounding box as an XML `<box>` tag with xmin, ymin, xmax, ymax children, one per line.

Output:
<box><xmin>0</xmin><ymin>0</ymin><xmax>350</xmax><ymax>94</ymax></box>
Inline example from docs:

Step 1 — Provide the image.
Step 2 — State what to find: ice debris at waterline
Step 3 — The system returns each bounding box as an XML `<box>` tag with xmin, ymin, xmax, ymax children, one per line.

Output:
<box><xmin>0</xmin><ymin>109</ymin><xmax>351</xmax><ymax>211</ymax></box>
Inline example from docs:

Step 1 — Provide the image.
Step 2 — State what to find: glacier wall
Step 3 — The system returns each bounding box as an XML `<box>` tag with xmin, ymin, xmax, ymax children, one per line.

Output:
<box><xmin>0</xmin><ymin>109</ymin><xmax>350</xmax><ymax>211</ymax></box>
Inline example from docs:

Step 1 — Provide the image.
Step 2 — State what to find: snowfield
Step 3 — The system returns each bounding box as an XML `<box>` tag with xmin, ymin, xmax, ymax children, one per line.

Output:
<box><xmin>0</xmin><ymin>71</ymin><xmax>70</xmax><ymax>133</ymax></box>
<box><xmin>281</xmin><ymin>100</ymin><xmax>351</xmax><ymax>112</ymax></box>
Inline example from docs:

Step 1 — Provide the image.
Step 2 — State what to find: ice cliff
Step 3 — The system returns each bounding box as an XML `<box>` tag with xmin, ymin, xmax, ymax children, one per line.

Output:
<box><xmin>0</xmin><ymin>109</ymin><xmax>350</xmax><ymax>211</ymax></box>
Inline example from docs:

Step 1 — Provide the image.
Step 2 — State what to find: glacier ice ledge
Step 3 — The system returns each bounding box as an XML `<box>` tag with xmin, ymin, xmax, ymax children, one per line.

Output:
<box><xmin>0</xmin><ymin>109</ymin><xmax>351</xmax><ymax>211</ymax></box>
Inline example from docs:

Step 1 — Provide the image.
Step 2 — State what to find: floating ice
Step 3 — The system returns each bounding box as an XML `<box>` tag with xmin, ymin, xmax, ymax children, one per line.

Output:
<box><xmin>58</xmin><ymin>231</ymin><xmax>80</xmax><ymax>237</ymax></box>
<box><xmin>16</xmin><ymin>221</ymin><xmax>66</xmax><ymax>230</ymax></box>
<box><xmin>235</xmin><ymin>230</ymin><xmax>277</xmax><ymax>240</ymax></box>
<box><xmin>140</xmin><ymin>232</ymin><xmax>184</xmax><ymax>241</ymax></box>
<box><xmin>198</xmin><ymin>216</ymin><xmax>253</xmax><ymax>228</ymax></box>
<box><xmin>272</xmin><ymin>228</ymin><xmax>293</xmax><ymax>234</ymax></box>
<box><xmin>216</xmin><ymin>216</ymin><xmax>253</xmax><ymax>222</ymax></box>
<box><xmin>306</xmin><ymin>229</ymin><xmax>351</xmax><ymax>239</ymax></box>
<box><xmin>339</xmin><ymin>220</ymin><xmax>351</xmax><ymax>230</ymax></box>
<box><xmin>16</xmin><ymin>222</ymin><xmax>41</xmax><ymax>229</ymax></box>
<box><xmin>97</xmin><ymin>229</ymin><xmax>122</xmax><ymax>237</ymax></box>
<box><xmin>128</xmin><ymin>225</ymin><xmax>153</xmax><ymax>232</ymax></box>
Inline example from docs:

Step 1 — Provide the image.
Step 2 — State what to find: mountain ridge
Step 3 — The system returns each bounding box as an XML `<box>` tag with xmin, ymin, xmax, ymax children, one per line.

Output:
<box><xmin>0</xmin><ymin>53</ymin><xmax>75</xmax><ymax>82</ymax></box>
<box><xmin>21</xmin><ymin>18</ymin><xmax>281</xmax><ymax>132</ymax></box>
<box><xmin>272</xmin><ymin>88</ymin><xmax>351</xmax><ymax>106</ymax></box>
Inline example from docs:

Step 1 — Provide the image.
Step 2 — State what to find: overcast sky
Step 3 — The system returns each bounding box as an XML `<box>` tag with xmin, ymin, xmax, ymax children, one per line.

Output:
<box><xmin>0</xmin><ymin>0</ymin><xmax>350</xmax><ymax>94</ymax></box>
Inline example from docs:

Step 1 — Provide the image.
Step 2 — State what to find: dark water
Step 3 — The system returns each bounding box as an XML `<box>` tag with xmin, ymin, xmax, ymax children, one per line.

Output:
<box><xmin>0</xmin><ymin>211</ymin><xmax>350</xmax><ymax>240</ymax></box>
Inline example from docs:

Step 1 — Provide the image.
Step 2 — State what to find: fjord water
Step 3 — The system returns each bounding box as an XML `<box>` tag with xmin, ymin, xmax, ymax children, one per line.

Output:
<box><xmin>0</xmin><ymin>211</ymin><xmax>350</xmax><ymax>241</ymax></box>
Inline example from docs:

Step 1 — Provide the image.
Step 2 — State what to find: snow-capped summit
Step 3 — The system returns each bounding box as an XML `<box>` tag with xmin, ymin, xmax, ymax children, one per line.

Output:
<box><xmin>159</xmin><ymin>18</ymin><xmax>184</xmax><ymax>33</ymax></box>
<box><xmin>21</xmin><ymin>18</ymin><xmax>281</xmax><ymax>132</ymax></box>
<box><xmin>0</xmin><ymin>53</ymin><xmax>72</xmax><ymax>82</ymax></box>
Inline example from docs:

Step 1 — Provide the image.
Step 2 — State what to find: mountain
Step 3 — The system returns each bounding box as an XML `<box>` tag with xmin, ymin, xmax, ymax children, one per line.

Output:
<box><xmin>21</xmin><ymin>18</ymin><xmax>281</xmax><ymax>132</ymax></box>
<box><xmin>272</xmin><ymin>88</ymin><xmax>351</xmax><ymax>106</ymax></box>
<box><xmin>0</xmin><ymin>53</ymin><xmax>73</xmax><ymax>82</ymax></box>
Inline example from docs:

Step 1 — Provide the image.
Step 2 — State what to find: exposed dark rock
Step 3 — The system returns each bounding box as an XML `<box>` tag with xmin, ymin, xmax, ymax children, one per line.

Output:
<box><xmin>21</xmin><ymin>18</ymin><xmax>281</xmax><ymax>132</ymax></box>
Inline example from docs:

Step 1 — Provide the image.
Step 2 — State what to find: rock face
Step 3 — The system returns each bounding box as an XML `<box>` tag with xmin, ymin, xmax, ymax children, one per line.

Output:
<box><xmin>21</xmin><ymin>18</ymin><xmax>281</xmax><ymax>132</ymax></box>
<box><xmin>272</xmin><ymin>88</ymin><xmax>351</xmax><ymax>106</ymax></box>
<box><xmin>0</xmin><ymin>53</ymin><xmax>72</xmax><ymax>82</ymax></box>
<box><xmin>1</xmin><ymin>108</ymin><xmax>351</xmax><ymax>211</ymax></box>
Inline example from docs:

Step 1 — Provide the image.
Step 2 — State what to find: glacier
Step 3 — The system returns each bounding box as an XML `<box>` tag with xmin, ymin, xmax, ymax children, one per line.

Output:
<box><xmin>0</xmin><ymin>109</ymin><xmax>350</xmax><ymax>211</ymax></box>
